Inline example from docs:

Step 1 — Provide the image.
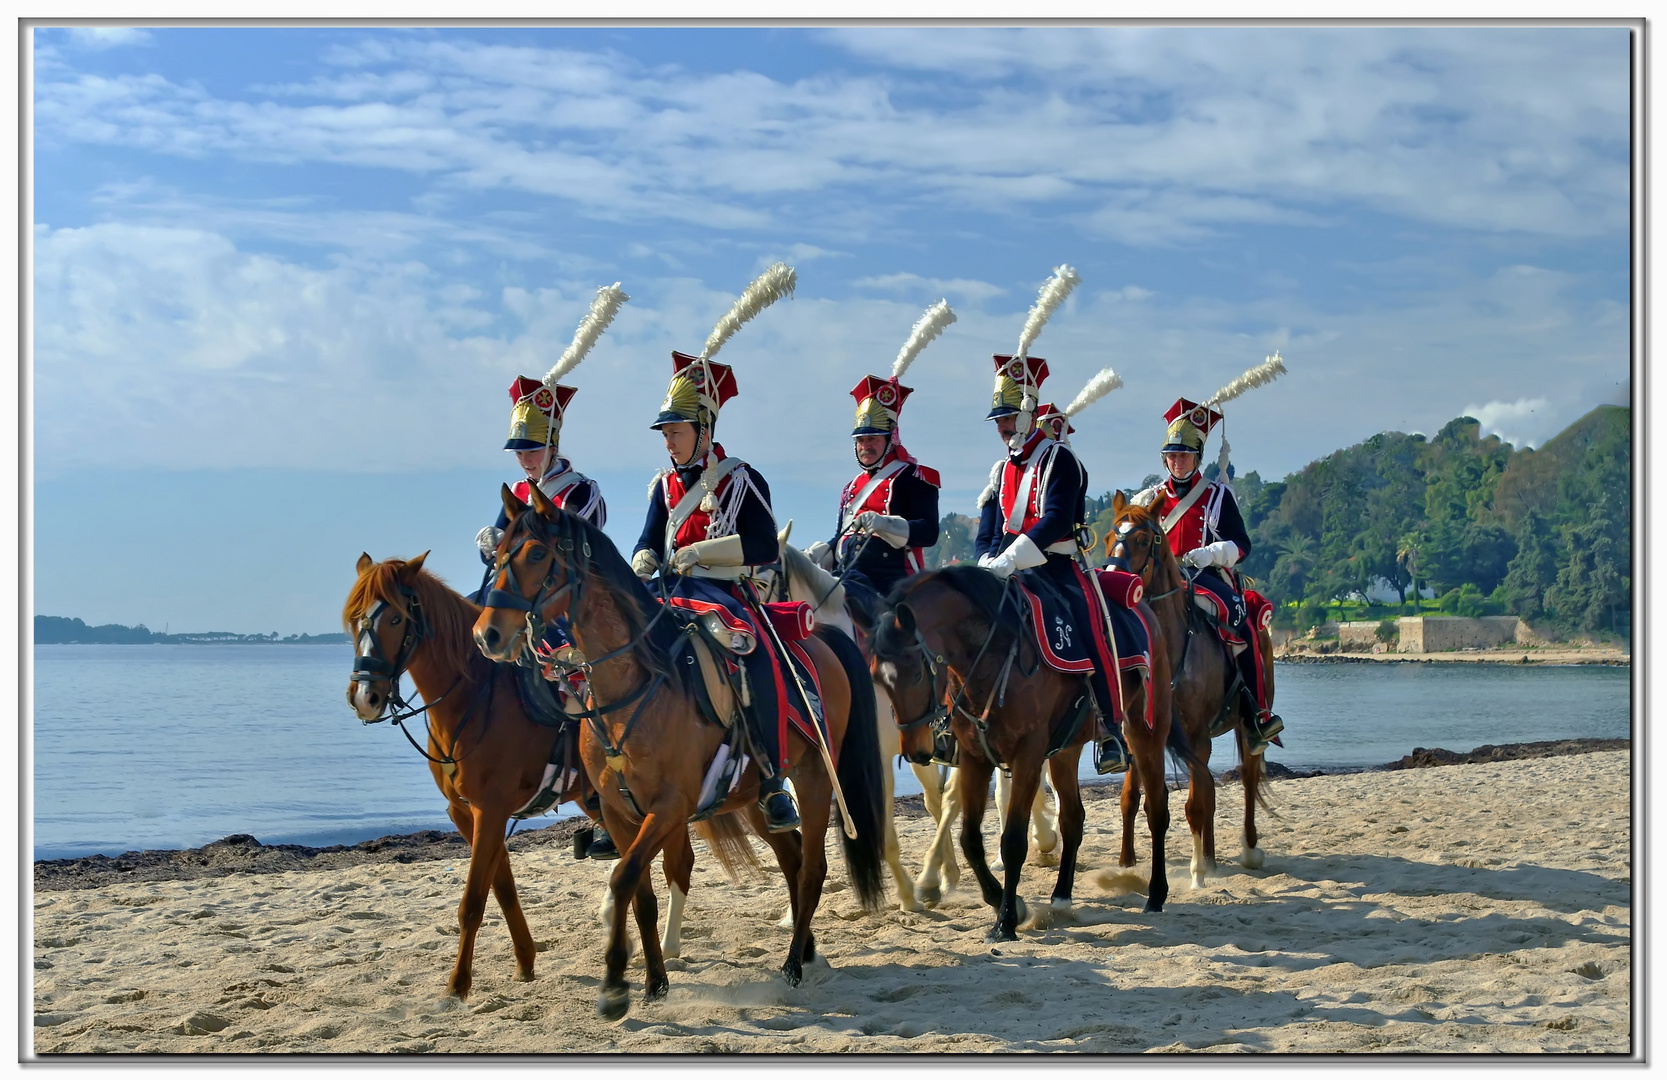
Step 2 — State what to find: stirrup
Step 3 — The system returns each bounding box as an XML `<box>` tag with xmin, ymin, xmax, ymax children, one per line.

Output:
<box><xmin>1247</xmin><ymin>712</ymin><xmax>1284</xmax><ymax>757</ymax></box>
<box><xmin>758</xmin><ymin>778</ymin><xmax>801</xmax><ymax>833</ymax></box>
<box><xmin>1093</xmin><ymin>734</ymin><xmax>1129</xmax><ymax>776</ymax></box>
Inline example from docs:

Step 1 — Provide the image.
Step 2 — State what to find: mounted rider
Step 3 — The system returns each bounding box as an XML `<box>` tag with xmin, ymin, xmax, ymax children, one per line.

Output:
<box><xmin>630</xmin><ymin>352</ymin><xmax>803</xmax><ymax>833</ymax></box>
<box><xmin>973</xmin><ymin>353</ymin><xmax>1132</xmax><ymax>775</ymax></box>
<box><xmin>1131</xmin><ymin>397</ymin><xmax>1283</xmax><ymax>753</ymax></box>
<box><xmin>808</xmin><ymin>374</ymin><xmax>941</xmax><ymax>615</ymax></box>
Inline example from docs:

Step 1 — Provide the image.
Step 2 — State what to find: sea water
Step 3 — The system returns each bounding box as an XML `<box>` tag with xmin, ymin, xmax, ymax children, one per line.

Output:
<box><xmin>32</xmin><ymin>644</ymin><xmax>1631</xmax><ymax>859</ymax></box>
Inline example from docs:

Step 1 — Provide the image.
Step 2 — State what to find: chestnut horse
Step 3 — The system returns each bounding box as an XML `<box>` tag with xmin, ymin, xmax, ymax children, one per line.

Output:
<box><xmin>342</xmin><ymin>552</ymin><xmax>723</xmax><ymax>1000</ymax></box>
<box><xmin>472</xmin><ymin>485</ymin><xmax>886</xmax><ymax>1020</ymax></box>
<box><xmin>870</xmin><ymin>566</ymin><xmax>1177</xmax><ymax>941</ymax></box>
<box><xmin>1106</xmin><ymin>492</ymin><xmax>1274</xmax><ymax>887</ymax></box>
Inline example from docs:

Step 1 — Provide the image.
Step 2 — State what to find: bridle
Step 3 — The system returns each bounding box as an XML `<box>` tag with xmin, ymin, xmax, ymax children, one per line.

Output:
<box><xmin>350</xmin><ymin>585</ymin><xmax>476</xmax><ymax>765</ymax></box>
<box><xmin>485</xmin><ymin>518</ymin><xmax>585</xmax><ymax>664</ymax></box>
<box><xmin>1111</xmin><ymin>513</ymin><xmax>1198</xmax><ymax>693</ymax></box>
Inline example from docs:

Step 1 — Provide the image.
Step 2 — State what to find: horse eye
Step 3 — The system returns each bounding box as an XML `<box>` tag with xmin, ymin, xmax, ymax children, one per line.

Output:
<box><xmin>528</xmin><ymin>546</ymin><xmax>547</xmax><ymax>563</ymax></box>
<box><xmin>389</xmin><ymin>615</ymin><xmax>402</xmax><ymax>625</ymax></box>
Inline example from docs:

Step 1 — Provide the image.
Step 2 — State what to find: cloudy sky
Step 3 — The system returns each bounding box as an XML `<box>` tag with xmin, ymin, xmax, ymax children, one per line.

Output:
<box><xmin>31</xmin><ymin>25</ymin><xmax>1633</xmax><ymax>633</ymax></box>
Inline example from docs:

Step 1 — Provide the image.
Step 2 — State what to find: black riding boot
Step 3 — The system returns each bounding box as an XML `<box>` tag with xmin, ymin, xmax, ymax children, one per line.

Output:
<box><xmin>585</xmin><ymin>825</ymin><xmax>620</xmax><ymax>860</ymax></box>
<box><xmin>744</xmin><ymin>706</ymin><xmax>800</xmax><ymax>833</ymax></box>
<box><xmin>1235</xmin><ymin>650</ymin><xmax>1283</xmax><ymax>755</ymax></box>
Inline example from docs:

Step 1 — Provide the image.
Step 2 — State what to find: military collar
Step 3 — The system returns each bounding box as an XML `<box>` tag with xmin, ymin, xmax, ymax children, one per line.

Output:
<box><xmin>1166</xmin><ymin>470</ymin><xmax>1202</xmax><ymax>498</ymax></box>
<box><xmin>1009</xmin><ymin>428</ymin><xmax>1052</xmax><ymax>465</ymax></box>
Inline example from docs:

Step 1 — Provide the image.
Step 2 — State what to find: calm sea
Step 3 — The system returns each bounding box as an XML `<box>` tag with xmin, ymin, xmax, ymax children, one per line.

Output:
<box><xmin>31</xmin><ymin>645</ymin><xmax>1632</xmax><ymax>860</ymax></box>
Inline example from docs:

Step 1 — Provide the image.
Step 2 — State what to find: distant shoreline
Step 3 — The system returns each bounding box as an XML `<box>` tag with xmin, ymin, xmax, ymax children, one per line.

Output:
<box><xmin>1276</xmin><ymin>647</ymin><xmax>1629</xmax><ymax>667</ymax></box>
<box><xmin>33</xmin><ymin>738</ymin><xmax>1629</xmax><ymax>893</ymax></box>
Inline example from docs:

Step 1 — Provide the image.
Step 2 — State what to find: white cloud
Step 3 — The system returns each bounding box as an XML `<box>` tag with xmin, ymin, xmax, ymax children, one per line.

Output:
<box><xmin>851</xmin><ymin>272</ymin><xmax>1006</xmax><ymax>304</ymax></box>
<box><xmin>1463</xmin><ymin>397</ymin><xmax>1554</xmax><ymax>449</ymax></box>
<box><xmin>62</xmin><ymin>27</ymin><xmax>152</xmax><ymax>51</ymax></box>
<box><xmin>31</xmin><ymin>28</ymin><xmax>1629</xmax><ymax>244</ymax></box>
<box><xmin>33</xmin><ymin>223</ymin><xmax>1628</xmax><ymax>509</ymax></box>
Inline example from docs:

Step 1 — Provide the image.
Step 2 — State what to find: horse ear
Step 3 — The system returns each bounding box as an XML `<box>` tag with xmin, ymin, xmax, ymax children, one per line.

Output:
<box><xmin>400</xmin><ymin>551</ymin><xmax>430</xmax><ymax>580</ymax></box>
<box><xmin>1111</xmin><ymin>490</ymin><xmax>1127</xmax><ymax>515</ymax></box>
<box><xmin>527</xmin><ymin>480</ymin><xmax>558</xmax><ymax>520</ymax></box>
<box><xmin>357</xmin><ymin>552</ymin><xmax>373</xmax><ymax>575</ymax></box>
<box><xmin>894</xmin><ymin>603</ymin><xmax>917</xmax><ymax>636</ymax></box>
<box><xmin>501</xmin><ymin>483</ymin><xmax>523</xmax><ymax>520</ymax></box>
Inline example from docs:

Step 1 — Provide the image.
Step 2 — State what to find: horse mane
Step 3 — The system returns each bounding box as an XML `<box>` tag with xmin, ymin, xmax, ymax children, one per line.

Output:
<box><xmin>342</xmin><ymin>558</ymin><xmax>489</xmax><ymax>683</ymax></box>
<box><xmin>871</xmin><ymin>564</ymin><xmax>1021</xmax><ymax>661</ymax></box>
<box><xmin>507</xmin><ymin>505</ymin><xmax>684</xmax><ymax>691</ymax></box>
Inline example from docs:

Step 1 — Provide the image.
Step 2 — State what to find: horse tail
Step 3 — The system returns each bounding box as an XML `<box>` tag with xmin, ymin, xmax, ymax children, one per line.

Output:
<box><xmin>817</xmin><ymin>624</ymin><xmax>887</xmax><ymax>913</ymax></box>
<box><xmin>692</xmin><ymin>814</ymin><xmax>762</xmax><ymax>884</ymax></box>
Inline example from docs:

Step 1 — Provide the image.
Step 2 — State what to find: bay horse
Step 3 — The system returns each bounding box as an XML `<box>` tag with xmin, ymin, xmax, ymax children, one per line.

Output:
<box><xmin>1106</xmin><ymin>491</ymin><xmax>1274</xmax><ymax>887</ymax></box>
<box><xmin>472</xmin><ymin>484</ymin><xmax>886</xmax><ymax>1020</ymax></box>
<box><xmin>870</xmin><ymin>565</ymin><xmax>1176</xmax><ymax>941</ymax></box>
<box><xmin>769</xmin><ymin>539</ymin><xmax>1060</xmax><ymax>906</ymax></box>
<box><xmin>342</xmin><ymin>552</ymin><xmax>724</xmax><ymax>1000</ymax></box>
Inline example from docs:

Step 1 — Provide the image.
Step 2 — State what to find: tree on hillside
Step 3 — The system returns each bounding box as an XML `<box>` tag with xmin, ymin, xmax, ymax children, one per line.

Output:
<box><xmin>1493</xmin><ymin>508</ymin><xmax>1557</xmax><ymax>622</ymax></box>
<box><xmin>1546</xmin><ymin>493</ymin><xmax>1629</xmax><ymax>633</ymax></box>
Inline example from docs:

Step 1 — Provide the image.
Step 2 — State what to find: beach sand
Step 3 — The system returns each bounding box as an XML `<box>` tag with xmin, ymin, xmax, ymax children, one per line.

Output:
<box><xmin>33</xmin><ymin>750</ymin><xmax>1631</xmax><ymax>1055</ymax></box>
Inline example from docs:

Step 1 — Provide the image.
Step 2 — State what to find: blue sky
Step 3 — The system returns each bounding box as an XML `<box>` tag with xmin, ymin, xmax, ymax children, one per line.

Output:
<box><xmin>31</xmin><ymin>25</ymin><xmax>1633</xmax><ymax>633</ymax></box>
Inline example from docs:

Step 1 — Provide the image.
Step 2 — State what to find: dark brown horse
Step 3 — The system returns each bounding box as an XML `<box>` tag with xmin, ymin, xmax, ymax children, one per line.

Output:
<box><xmin>342</xmin><ymin>552</ymin><xmax>715</xmax><ymax>1000</ymax></box>
<box><xmin>869</xmin><ymin>565</ymin><xmax>1176</xmax><ymax>940</ymax></box>
<box><xmin>1106</xmin><ymin>492</ymin><xmax>1274</xmax><ymax>887</ymax></box>
<box><xmin>472</xmin><ymin>484</ymin><xmax>887</xmax><ymax>1021</ymax></box>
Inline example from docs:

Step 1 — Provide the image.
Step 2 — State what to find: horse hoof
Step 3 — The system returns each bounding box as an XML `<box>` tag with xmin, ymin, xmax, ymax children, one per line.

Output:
<box><xmin>659</xmin><ymin>940</ymin><xmax>681</xmax><ymax>960</ymax></box>
<box><xmin>1240</xmin><ymin>845</ymin><xmax>1265</xmax><ymax>870</ymax></box>
<box><xmin>803</xmin><ymin>934</ymin><xmax>816</xmax><ymax>963</ymax></box>
<box><xmin>781</xmin><ymin>958</ymin><xmax>803</xmax><ymax>987</ymax></box>
<box><xmin>596</xmin><ymin>987</ymin><xmax>630</xmax><ymax>1022</ymax></box>
<box><xmin>1035</xmin><ymin>850</ymin><xmax>1060</xmax><ymax>868</ymax></box>
<box><xmin>1191</xmin><ymin>872</ymin><xmax>1207</xmax><ymax>890</ymax></box>
<box><xmin>777</xmin><ymin>908</ymin><xmax>795</xmax><ymax>929</ymax></box>
<box><xmin>1143</xmin><ymin>897</ymin><xmax>1165</xmax><ymax>913</ymax></box>
<box><xmin>1014</xmin><ymin>896</ymin><xmax>1030</xmax><ymax>926</ymax></box>
<box><xmin>916</xmin><ymin>883</ymin><xmax>942</xmax><ymax>906</ymax></box>
<box><xmin>644</xmin><ymin>980</ymin><xmax>669</xmax><ymax>1003</ymax></box>
<box><xmin>514</xmin><ymin>965</ymin><xmax>535</xmax><ymax>983</ymax></box>
<box><xmin>985</xmin><ymin>925</ymin><xmax>1018</xmax><ymax>943</ymax></box>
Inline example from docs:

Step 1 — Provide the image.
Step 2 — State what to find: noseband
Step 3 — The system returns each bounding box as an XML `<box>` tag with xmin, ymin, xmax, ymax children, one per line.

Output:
<box><xmin>487</xmin><ymin>512</ymin><xmax>589</xmax><ymax>661</ymax></box>
<box><xmin>888</xmin><ymin>627</ymin><xmax>950</xmax><ymax>733</ymax></box>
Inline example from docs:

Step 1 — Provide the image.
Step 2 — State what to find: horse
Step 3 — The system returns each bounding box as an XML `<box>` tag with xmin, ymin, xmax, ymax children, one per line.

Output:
<box><xmin>342</xmin><ymin>552</ymin><xmax>724</xmax><ymax>1000</ymax></box>
<box><xmin>1105</xmin><ymin>491</ymin><xmax>1274</xmax><ymax>887</ymax></box>
<box><xmin>471</xmin><ymin>484</ymin><xmax>887</xmax><ymax>1020</ymax></box>
<box><xmin>769</xmin><ymin>538</ymin><xmax>1060</xmax><ymax>905</ymax></box>
<box><xmin>870</xmin><ymin>565</ymin><xmax>1176</xmax><ymax>941</ymax></box>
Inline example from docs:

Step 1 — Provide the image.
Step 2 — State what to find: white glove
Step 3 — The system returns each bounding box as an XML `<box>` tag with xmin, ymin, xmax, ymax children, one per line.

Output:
<box><xmin>983</xmin><ymin>534</ymin><xmax>1047</xmax><ymax>580</ymax></box>
<box><xmin>670</xmin><ymin>534</ymin><xmax>746</xmax><ymax>575</ymax></box>
<box><xmin>977</xmin><ymin>553</ymin><xmax>999</xmax><ymax>569</ymax></box>
<box><xmin>1181</xmin><ymin>540</ymin><xmax>1240</xmax><ymax>569</ymax></box>
<box><xmin>856</xmin><ymin>512</ymin><xmax>911</xmax><ymax>550</ymax></box>
<box><xmin>805</xmin><ymin>540</ymin><xmax>834</xmax><ymax>570</ymax></box>
<box><xmin>630</xmin><ymin>549</ymin><xmax>660</xmax><ymax>580</ymax></box>
<box><xmin>476</xmin><ymin>526</ymin><xmax>503</xmax><ymax>559</ymax></box>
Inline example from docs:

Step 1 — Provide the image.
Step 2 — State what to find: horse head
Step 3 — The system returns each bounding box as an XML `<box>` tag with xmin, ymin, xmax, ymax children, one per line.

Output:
<box><xmin>1105</xmin><ymin>491</ymin><xmax>1169</xmax><ymax>587</ymax></box>
<box><xmin>869</xmin><ymin>594</ymin><xmax>946</xmax><ymax>766</ymax></box>
<box><xmin>344</xmin><ymin>550</ymin><xmax>430</xmax><ymax>721</ymax></box>
<box><xmin>473</xmin><ymin>482</ymin><xmax>584</xmax><ymax>663</ymax></box>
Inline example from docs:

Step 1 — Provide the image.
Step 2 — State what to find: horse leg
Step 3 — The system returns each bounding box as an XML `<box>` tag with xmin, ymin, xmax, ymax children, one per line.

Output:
<box><xmin>630</xmin><ymin>872</ymin><xmax>669</xmax><ymax>1003</ymax></box>
<box><xmin>1237</xmin><ymin>723</ymin><xmax>1266</xmax><ymax>869</ymax></box>
<box><xmin>748</xmin><ymin>803</ymin><xmax>806</xmax><ymax>941</ymax></box>
<box><xmin>990</xmin><ymin>745</ymin><xmax>1044</xmax><ymax>942</ymax></box>
<box><xmin>992</xmin><ymin>767</ymin><xmax>1012</xmax><ymax>873</ymax></box>
<box><xmin>876</xmin><ymin>699</ymin><xmax>920</xmax><ymax>912</ymax></box>
<box><xmin>782</xmin><ymin>770</ymin><xmax>833</xmax><ymax>987</ymax></box>
<box><xmin>489</xmin><ymin>845</ymin><xmax>537</xmax><ymax>982</ymax></box>
<box><xmin>1130</xmin><ymin>706</ymin><xmax>1172</xmax><ymax>914</ymax></box>
<box><xmin>449</xmin><ymin>807</ymin><xmax>510</xmax><ymax>1001</ymax></box>
<box><xmin>954</xmin><ymin>753</ymin><xmax>1008</xmax><ymax>927</ymax></box>
<box><xmin>1032</xmin><ymin>773</ymin><xmax>1060</xmax><ymax>867</ymax></box>
<box><xmin>1046</xmin><ymin>747</ymin><xmax>1087</xmax><ymax>917</ymax></box>
<box><xmin>596</xmin><ymin>807</ymin><xmax>676</xmax><ymax>1022</ymax></box>
<box><xmin>660</xmin><ymin>827</ymin><xmax>695</xmax><ymax>959</ymax></box>
<box><xmin>1119</xmin><ymin>760</ymin><xmax>1142</xmax><ymax>868</ymax></box>
<box><xmin>915</xmin><ymin>765</ymin><xmax>960</xmax><ymax>903</ymax></box>
<box><xmin>1186</xmin><ymin>706</ymin><xmax>1218</xmax><ymax>890</ymax></box>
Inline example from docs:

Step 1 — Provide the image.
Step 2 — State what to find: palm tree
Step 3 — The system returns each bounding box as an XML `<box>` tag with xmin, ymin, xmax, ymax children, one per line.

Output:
<box><xmin>1396</xmin><ymin>535</ymin><xmax>1420</xmax><ymax>609</ymax></box>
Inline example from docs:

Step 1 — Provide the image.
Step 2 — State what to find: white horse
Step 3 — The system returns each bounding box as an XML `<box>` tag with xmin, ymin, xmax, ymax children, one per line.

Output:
<box><xmin>773</xmin><ymin>530</ymin><xmax>1059</xmax><ymax>908</ymax></box>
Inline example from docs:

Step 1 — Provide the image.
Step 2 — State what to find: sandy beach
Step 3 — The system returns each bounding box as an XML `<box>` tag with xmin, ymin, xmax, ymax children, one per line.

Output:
<box><xmin>33</xmin><ymin>749</ymin><xmax>1631</xmax><ymax>1055</ymax></box>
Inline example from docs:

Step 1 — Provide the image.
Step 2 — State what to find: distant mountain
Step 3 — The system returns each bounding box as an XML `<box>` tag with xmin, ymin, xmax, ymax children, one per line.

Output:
<box><xmin>35</xmin><ymin>616</ymin><xmax>347</xmax><ymax>645</ymax></box>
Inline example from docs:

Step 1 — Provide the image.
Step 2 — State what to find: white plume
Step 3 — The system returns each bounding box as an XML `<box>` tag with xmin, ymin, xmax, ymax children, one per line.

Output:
<box><xmin>700</xmin><ymin>262</ymin><xmax>797</xmax><ymax>361</ymax></box>
<box><xmin>1063</xmin><ymin>366</ymin><xmax>1124</xmax><ymax>416</ymax></box>
<box><xmin>1204</xmin><ymin>351</ymin><xmax>1287</xmax><ymax>408</ymax></box>
<box><xmin>891</xmin><ymin>299</ymin><xmax>957</xmax><ymax>380</ymax></box>
<box><xmin>1015</xmin><ymin>264</ymin><xmax>1081</xmax><ymax>361</ymax></box>
<box><xmin>543</xmin><ymin>282</ymin><xmax>630</xmax><ymax>387</ymax></box>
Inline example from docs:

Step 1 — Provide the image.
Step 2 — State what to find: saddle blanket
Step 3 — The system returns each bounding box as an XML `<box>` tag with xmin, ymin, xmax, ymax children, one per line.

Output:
<box><xmin>1187</xmin><ymin>572</ymin><xmax>1266</xmax><ymax>647</ymax></box>
<box><xmin>1015</xmin><ymin>576</ymin><xmax>1152</xmax><ymax>678</ymax></box>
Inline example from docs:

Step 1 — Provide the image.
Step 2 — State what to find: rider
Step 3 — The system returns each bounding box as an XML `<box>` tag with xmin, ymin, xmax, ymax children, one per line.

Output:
<box><xmin>474</xmin><ymin>375</ymin><xmax>618</xmax><ymax>858</ymax></box>
<box><xmin>973</xmin><ymin>355</ymin><xmax>1130</xmax><ymax>774</ymax></box>
<box><xmin>1131</xmin><ymin>398</ymin><xmax>1283</xmax><ymax>753</ymax></box>
<box><xmin>808</xmin><ymin>375</ymin><xmax>940</xmax><ymax>617</ymax></box>
<box><xmin>630</xmin><ymin>352</ymin><xmax>801</xmax><ymax>833</ymax></box>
